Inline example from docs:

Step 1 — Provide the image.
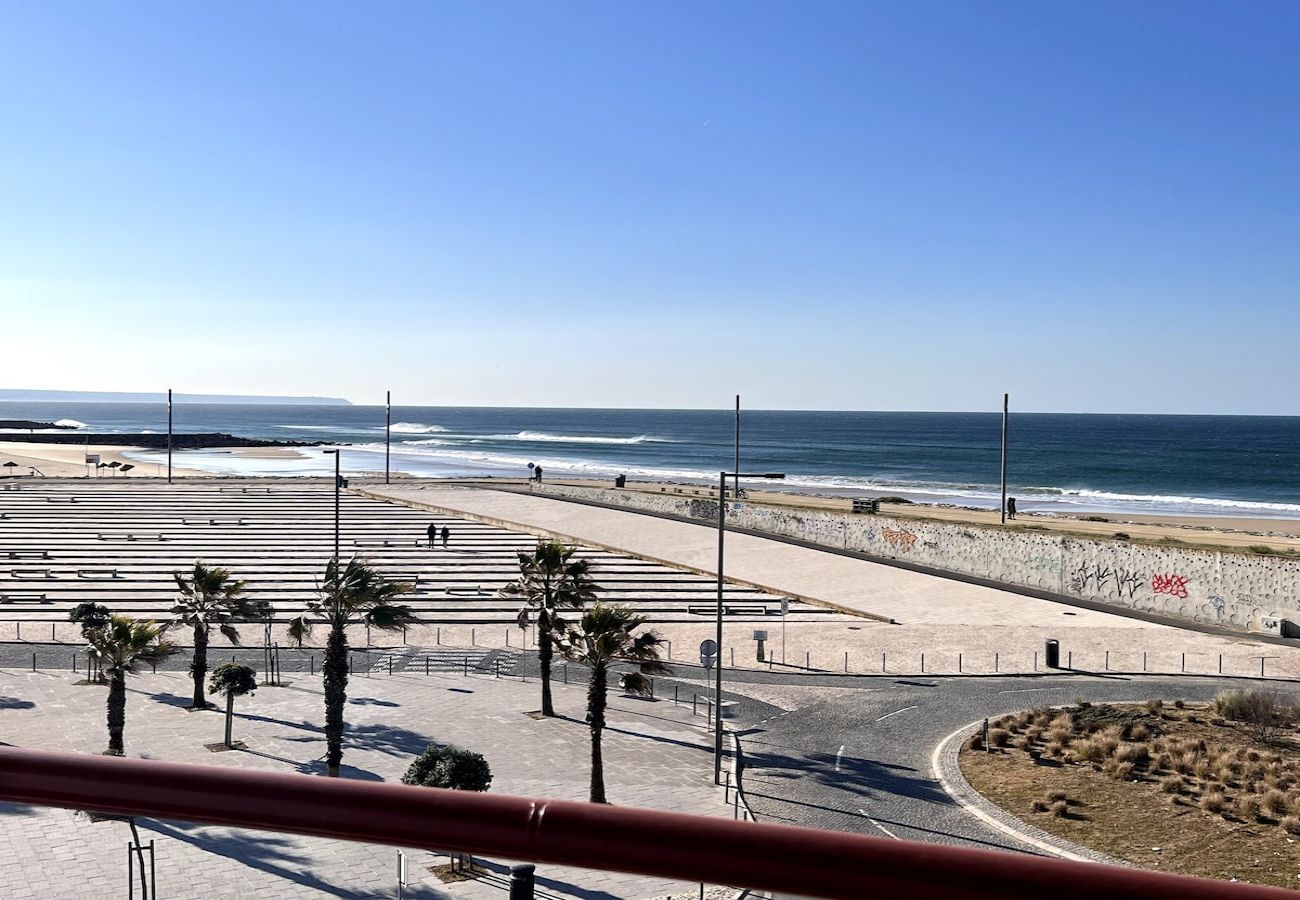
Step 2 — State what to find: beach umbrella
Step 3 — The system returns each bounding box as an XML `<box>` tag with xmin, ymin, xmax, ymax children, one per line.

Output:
<box><xmin>107</xmin><ymin>461</ymin><xmax>121</xmax><ymax>478</ymax></box>
<box><xmin>2</xmin><ymin>461</ymin><xmax>16</xmax><ymax>477</ymax></box>
<box><xmin>119</xmin><ymin>464</ymin><xmax>135</xmax><ymax>475</ymax></box>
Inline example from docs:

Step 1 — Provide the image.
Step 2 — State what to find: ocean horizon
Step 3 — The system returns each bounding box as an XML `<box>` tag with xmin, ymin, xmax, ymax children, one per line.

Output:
<box><xmin>3</xmin><ymin>401</ymin><xmax>1299</xmax><ymax>519</ymax></box>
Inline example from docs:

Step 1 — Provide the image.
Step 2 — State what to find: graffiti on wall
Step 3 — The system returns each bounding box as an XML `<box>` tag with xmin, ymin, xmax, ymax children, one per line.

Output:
<box><xmin>1068</xmin><ymin>564</ymin><xmax>1145</xmax><ymax>599</ymax></box>
<box><xmin>880</xmin><ymin>527</ymin><xmax>918</xmax><ymax>552</ymax></box>
<box><xmin>1152</xmin><ymin>573</ymin><xmax>1191</xmax><ymax>598</ymax></box>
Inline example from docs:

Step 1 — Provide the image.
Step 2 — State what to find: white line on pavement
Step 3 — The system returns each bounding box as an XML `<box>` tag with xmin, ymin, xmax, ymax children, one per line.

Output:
<box><xmin>858</xmin><ymin>810</ymin><xmax>900</xmax><ymax>840</ymax></box>
<box><xmin>875</xmin><ymin>705</ymin><xmax>918</xmax><ymax>722</ymax></box>
<box><xmin>834</xmin><ymin>745</ymin><xmax>844</xmax><ymax>771</ymax></box>
<box><xmin>997</xmin><ymin>688</ymin><xmax>1055</xmax><ymax>694</ymax></box>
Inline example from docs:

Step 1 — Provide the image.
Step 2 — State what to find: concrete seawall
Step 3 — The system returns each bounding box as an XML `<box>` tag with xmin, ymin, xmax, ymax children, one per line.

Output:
<box><xmin>525</xmin><ymin>483</ymin><xmax>1300</xmax><ymax>633</ymax></box>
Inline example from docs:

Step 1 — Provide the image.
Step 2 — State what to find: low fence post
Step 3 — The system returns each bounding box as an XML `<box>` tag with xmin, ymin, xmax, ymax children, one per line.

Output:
<box><xmin>31</xmin><ymin>652</ymin><xmax>36</xmax><ymax>672</ymax></box>
<box><xmin>1181</xmin><ymin>652</ymin><xmax>1186</xmax><ymax>673</ymax></box>
<box><xmin>994</xmin><ymin>652</ymin><xmax>999</xmax><ymax>673</ymax></box>
<box><xmin>921</xmin><ymin>652</ymin><xmax>925</xmax><ymax>674</ymax></box>
<box><xmin>958</xmin><ymin>653</ymin><xmax>962</xmax><ymax>673</ymax></box>
<box><xmin>1104</xmin><ymin>650</ymin><xmax>1109</xmax><ymax>671</ymax></box>
<box><xmin>844</xmin><ymin>651</ymin><xmax>849</xmax><ymax>673</ymax></box>
<box><xmin>310</xmin><ymin>656</ymin><xmax>315</xmax><ymax>676</ymax></box>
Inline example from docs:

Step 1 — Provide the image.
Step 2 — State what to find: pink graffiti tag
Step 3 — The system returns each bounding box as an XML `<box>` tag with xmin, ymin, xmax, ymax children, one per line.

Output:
<box><xmin>881</xmin><ymin>527</ymin><xmax>918</xmax><ymax>552</ymax></box>
<box><xmin>1151</xmin><ymin>573</ymin><xmax>1190</xmax><ymax>599</ymax></box>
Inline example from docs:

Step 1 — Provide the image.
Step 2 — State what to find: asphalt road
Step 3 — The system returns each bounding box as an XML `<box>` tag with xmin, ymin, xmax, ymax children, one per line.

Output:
<box><xmin>726</xmin><ymin>674</ymin><xmax>1252</xmax><ymax>854</ymax></box>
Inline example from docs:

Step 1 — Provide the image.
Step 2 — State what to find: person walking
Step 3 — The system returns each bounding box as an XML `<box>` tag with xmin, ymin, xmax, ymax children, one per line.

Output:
<box><xmin>426</xmin><ymin>522</ymin><xmax>437</xmax><ymax>547</ymax></box>
<box><xmin>1007</xmin><ymin>497</ymin><xmax>1018</xmax><ymax>520</ymax></box>
<box><xmin>534</xmin><ymin>464</ymin><xmax>543</xmax><ymax>483</ymax></box>
<box><xmin>440</xmin><ymin>525</ymin><xmax>450</xmax><ymax>548</ymax></box>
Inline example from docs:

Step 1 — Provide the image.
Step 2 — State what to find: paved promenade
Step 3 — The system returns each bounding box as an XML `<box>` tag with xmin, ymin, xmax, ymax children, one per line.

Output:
<box><xmin>0</xmin><ymin>665</ymin><xmax>727</xmax><ymax>898</ymax></box>
<box><xmin>366</xmin><ymin>484</ymin><xmax>1300</xmax><ymax>679</ymax></box>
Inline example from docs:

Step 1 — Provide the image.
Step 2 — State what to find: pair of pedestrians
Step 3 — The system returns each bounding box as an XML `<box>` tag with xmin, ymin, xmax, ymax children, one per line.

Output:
<box><xmin>426</xmin><ymin>523</ymin><xmax>450</xmax><ymax>548</ymax></box>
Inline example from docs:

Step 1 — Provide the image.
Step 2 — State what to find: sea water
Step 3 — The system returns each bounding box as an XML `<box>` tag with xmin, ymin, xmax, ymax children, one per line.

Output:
<box><xmin>2</xmin><ymin>402</ymin><xmax>1298</xmax><ymax>518</ymax></box>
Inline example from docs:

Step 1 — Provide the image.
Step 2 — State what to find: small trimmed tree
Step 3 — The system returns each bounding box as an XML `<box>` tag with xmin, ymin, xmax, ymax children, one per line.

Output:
<box><xmin>69</xmin><ymin>602</ymin><xmax>111</xmax><ymax>638</ymax></box>
<box><xmin>208</xmin><ymin>663</ymin><xmax>258</xmax><ymax>749</ymax></box>
<box><xmin>401</xmin><ymin>744</ymin><xmax>493</xmax><ymax>792</ymax></box>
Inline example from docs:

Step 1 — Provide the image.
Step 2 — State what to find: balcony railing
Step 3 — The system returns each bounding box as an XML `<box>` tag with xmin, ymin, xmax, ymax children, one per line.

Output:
<box><xmin>0</xmin><ymin>747</ymin><xmax>1291</xmax><ymax>899</ymax></box>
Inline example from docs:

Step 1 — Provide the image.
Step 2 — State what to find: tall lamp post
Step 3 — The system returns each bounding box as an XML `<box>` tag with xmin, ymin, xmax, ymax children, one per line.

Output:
<box><xmin>999</xmin><ymin>393</ymin><xmax>1009</xmax><ymax>525</ymax></box>
<box><xmin>385</xmin><ymin>390</ymin><xmax>392</xmax><ymax>485</ymax></box>
<box><xmin>323</xmin><ymin>449</ymin><xmax>344</xmax><ymax>561</ymax></box>
<box><xmin>167</xmin><ymin>388</ymin><xmax>173</xmax><ymax>485</ymax></box>
<box><xmin>714</xmin><ymin>470</ymin><xmax>784</xmax><ymax>783</ymax></box>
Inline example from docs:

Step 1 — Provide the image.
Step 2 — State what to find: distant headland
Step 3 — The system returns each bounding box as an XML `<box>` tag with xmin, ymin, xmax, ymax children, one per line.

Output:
<box><xmin>0</xmin><ymin>389</ymin><xmax>351</xmax><ymax>406</ymax></box>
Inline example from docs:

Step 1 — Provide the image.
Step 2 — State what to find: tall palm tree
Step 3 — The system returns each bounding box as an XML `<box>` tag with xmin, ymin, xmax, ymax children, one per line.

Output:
<box><xmin>558</xmin><ymin>604</ymin><xmax>670</xmax><ymax>803</ymax></box>
<box><xmin>172</xmin><ymin>562</ymin><xmax>268</xmax><ymax>709</ymax></box>
<box><xmin>498</xmin><ymin>541</ymin><xmax>598</xmax><ymax>716</ymax></box>
<box><xmin>86</xmin><ymin>616</ymin><xmax>177</xmax><ymax>756</ymax></box>
<box><xmin>288</xmin><ymin>556</ymin><xmax>414</xmax><ymax>777</ymax></box>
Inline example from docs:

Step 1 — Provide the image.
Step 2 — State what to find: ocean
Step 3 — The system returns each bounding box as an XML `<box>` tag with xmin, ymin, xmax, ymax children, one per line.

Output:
<box><xmin>3</xmin><ymin>402</ymin><xmax>1299</xmax><ymax>518</ymax></box>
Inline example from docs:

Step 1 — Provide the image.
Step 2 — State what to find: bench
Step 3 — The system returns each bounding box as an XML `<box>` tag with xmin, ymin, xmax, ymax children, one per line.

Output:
<box><xmin>182</xmin><ymin>518</ymin><xmax>244</xmax><ymax>526</ymax></box>
<box><xmin>44</xmin><ymin>497</ymin><xmax>77</xmax><ymax>503</ymax></box>
<box><xmin>11</xmin><ymin>570</ymin><xmax>54</xmax><ymax>580</ymax></box>
<box><xmin>78</xmin><ymin>569</ymin><xmax>119</xmax><ymax>579</ymax></box>
<box><xmin>0</xmin><ymin>594</ymin><xmax>49</xmax><ymax>604</ymax></box>
<box><xmin>688</xmin><ymin>605</ymin><xmax>770</xmax><ymax>617</ymax></box>
<box><xmin>6</xmin><ymin>551</ymin><xmax>50</xmax><ymax>560</ymax></box>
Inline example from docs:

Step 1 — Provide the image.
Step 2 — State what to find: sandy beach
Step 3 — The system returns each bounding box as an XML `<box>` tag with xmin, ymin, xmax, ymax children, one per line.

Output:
<box><xmin>0</xmin><ymin>441</ymin><xmax>260</xmax><ymax>478</ymax></box>
<box><xmin>536</xmin><ymin>478</ymin><xmax>1300</xmax><ymax>555</ymax></box>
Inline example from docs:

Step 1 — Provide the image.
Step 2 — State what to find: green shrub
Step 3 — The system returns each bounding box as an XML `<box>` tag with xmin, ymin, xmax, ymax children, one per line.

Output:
<box><xmin>402</xmin><ymin>744</ymin><xmax>492</xmax><ymax>792</ymax></box>
<box><xmin>1159</xmin><ymin>775</ymin><xmax>1183</xmax><ymax>794</ymax></box>
<box><xmin>988</xmin><ymin>728</ymin><xmax>1009</xmax><ymax>748</ymax></box>
<box><xmin>1200</xmin><ymin>790</ymin><xmax>1227</xmax><ymax>814</ymax></box>
<box><xmin>208</xmin><ymin>663</ymin><xmax>258</xmax><ymax>698</ymax></box>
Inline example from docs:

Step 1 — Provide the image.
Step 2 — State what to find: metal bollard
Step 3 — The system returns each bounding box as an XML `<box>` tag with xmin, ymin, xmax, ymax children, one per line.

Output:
<box><xmin>1142</xmin><ymin>651</ymin><xmax>1147</xmax><ymax>672</ymax></box>
<box><xmin>310</xmin><ymin>656</ymin><xmax>315</xmax><ymax>676</ymax></box>
<box><xmin>730</xmin><ymin>647</ymin><xmax>734</xmax><ymax>666</ymax></box>
<box><xmin>16</xmin><ymin>622</ymin><xmax>20</xmax><ymax>640</ymax></box>
<box><xmin>464</xmin><ymin>656</ymin><xmax>469</xmax><ymax>677</ymax></box>
<box><xmin>958</xmin><ymin>653</ymin><xmax>962</xmax><ymax>673</ymax></box>
<box><xmin>674</xmin><ymin>684</ymin><xmax>679</xmax><ymax>704</ymax></box>
<box><xmin>921</xmin><ymin>652</ymin><xmax>925</xmax><ymax>673</ymax></box>
<box><xmin>471</xmin><ymin>628</ymin><xmax>475</xmax><ymax>646</ymax></box>
<box><xmin>32</xmin><ymin>652</ymin><xmax>36</xmax><ymax>672</ymax></box>
<box><xmin>1219</xmin><ymin>654</ymin><xmax>1223</xmax><ymax>674</ymax></box>
<box><xmin>1181</xmin><ymin>652</ymin><xmax>1185</xmax><ymax>673</ymax></box>
<box><xmin>1105</xmin><ymin>650</ymin><xmax>1109</xmax><ymax>671</ymax></box>
<box><xmin>994</xmin><ymin>652</ymin><xmax>999</xmax><ymax>673</ymax></box>
<box><xmin>693</xmin><ymin>693</ymin><xmax>698</xmax><ymax>716</ymax></box>
<box><xmin>72</xmin><ymin>654</ymin><xmax>77</xmax><ymax>673</ymax></box>
<box><xmin>506</xmin><ymin>629</ymin><xmax>510</xmax><ymax>647</ymax></box>
<box><xmin>51</xmin><ymin>623</ymin><xmax>56</xmax><ymax>641</ymax></box>
<box><xmin>388</xmin><ymin>656</ymin><xmax>393</xmax><ymax>676</ymax></box>
<box><xmin>563</xmin><ymin>664</ymin><xmax>568</xmax><ymax>684</ymax></box>
<box><xmin>426</xmin><ymin>657</ymin><xmax>430</xmax><ymax>676</ymax></box>
<box><xmin>437</xmin><ymin>627</ymin><xmax>441</xmax><ymax>646</ymax></box>
<box><xmin>1033</xmin><ymin>650</ymin><xmax>1038</xmax><ymax>671</ymax></box>
<box><xmin>844</xmin><ymin>651</ymin><xmax>848</xmax><ymax>673</ymax></box>
<box><xmin>725</xmin><ymin>770</ymin><xmax>731</xmax><ymax>803</ymax></box>
<box><xmin>881</xmin><ymin>652</ymin><xmax>886</xmax><ymax>673</ymax></box>
<box><xmin>1068</xmin><ymin>650</ymin><xmax>1072</xmax><ymax>669</ymax></box>
<box><xmin>508</xmin><ymin>863</ymin><xmax>535</xmax><ymax>900</ymax></box>
<box><xmin>667</xmin><ymin>640</ymin><xmax>672</xmax><ymax>659</ymax></box>
<box><xmin>494</xmin><ymin>658</ymin><xmax>500</xmax><ymax>678</ymax></box>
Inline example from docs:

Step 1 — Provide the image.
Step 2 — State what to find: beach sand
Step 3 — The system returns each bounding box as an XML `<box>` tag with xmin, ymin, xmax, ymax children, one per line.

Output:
<box><xmin>538</xmin><ymin>478</ymin><xmax>1300</xmax><ymax>554</ymax></box>
<box><xmin>0</xmin><ymin>442</ymin><xmax>266</xmax><ymax>478</ymax></box>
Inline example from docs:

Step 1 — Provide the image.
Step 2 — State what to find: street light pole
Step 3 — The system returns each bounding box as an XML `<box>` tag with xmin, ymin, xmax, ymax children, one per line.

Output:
<box><xmin>167</xmin><ymin>388</ymin><xmax>173</xmax><ymax>485</ymax></box>
<box><xmin>385</xmin><ymin>390</ymin><xmax>392</xmax><ymax>485</ymax></box>
<box><xmin>714</xmin><ymin>469</ymin><xmax>785</xmax><ymax>783</ymax></box>
<box><xmin>733</xmin><ymin>395</ymin><xmax>740</xmax><ymax>499</ymax></box>
<box><xmin>1000</xmin><ymin>393</ymin><xmax>1009</xmax><ymax>525</ymax></box>
<box><xmin>324</xmin><ymin>449</ymin><xmax>341</xmax><ymax>561</ymax></box>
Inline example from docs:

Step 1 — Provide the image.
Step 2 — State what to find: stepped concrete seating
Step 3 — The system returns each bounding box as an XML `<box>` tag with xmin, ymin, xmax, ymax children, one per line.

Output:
<box><xmin>0</xmin><ymin>479</ymin><xmax>845</xmax><ymax>628</ymax></box>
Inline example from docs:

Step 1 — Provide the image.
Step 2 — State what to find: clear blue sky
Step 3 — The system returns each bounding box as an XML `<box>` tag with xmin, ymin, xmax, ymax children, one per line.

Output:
<box><xmin>2</xmin><ymin>1</ymin><xmax>1297</xmax><ymax>413</ymax></box>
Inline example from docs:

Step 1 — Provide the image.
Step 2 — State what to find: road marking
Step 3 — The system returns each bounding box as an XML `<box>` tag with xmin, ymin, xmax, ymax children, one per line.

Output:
<box><xmin>997</xmin><ymin>688</ymin><xmax>1054</xmax><ymax>694</ymax></box>
<box><xmin>875</xmin><ymin>705</ymin><xmax>918</xmax><ymax>722</ymax></box>
<box><xmin>858</xmin><ymin>810</ymin><xmax>900</xmax><ymax>840</ymax></box>
<box><xmin>834</xmin><ymin>745</ymin><xmax>845</xmax><ymax>772</ymax></box>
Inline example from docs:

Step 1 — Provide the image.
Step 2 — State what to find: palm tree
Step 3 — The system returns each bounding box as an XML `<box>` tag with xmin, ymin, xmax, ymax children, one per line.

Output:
<box><xmin>498</xmin><ymin>541</ymin><xmax>598</xmax><ymax>716</ymax></box>
<box><xmin>288</xmin><ymin>556</ymin><xmax>414</xmax><ymax>777</ymax></box>
<box><xmin>172</xmin><ymin>562</ymin><xmax>268</xmax><ymax>708</ymax></box>
<box><xmin>86</xmin><ymin>616</ymin><xmax>178</xmax><ymax>756</ymax></box>
<box><xmin>558</xmin><ymin>604</ymin><xmax>670</xmax><ymax>803</ymax></box>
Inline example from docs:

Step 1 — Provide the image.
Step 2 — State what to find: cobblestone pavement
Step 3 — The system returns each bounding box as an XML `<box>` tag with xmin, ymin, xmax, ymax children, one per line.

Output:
<box><xmin>0</xmin><ymin>664</ymin><xmax>729</xmax><ymax>898</ymax></box>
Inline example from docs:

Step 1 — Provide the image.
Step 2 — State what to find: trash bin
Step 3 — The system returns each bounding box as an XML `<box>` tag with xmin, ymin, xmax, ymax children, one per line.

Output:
<box><xmin>1044</xmin><ymin>639</ymin><xmax>1060</xmax><ymax>669</ymax></box>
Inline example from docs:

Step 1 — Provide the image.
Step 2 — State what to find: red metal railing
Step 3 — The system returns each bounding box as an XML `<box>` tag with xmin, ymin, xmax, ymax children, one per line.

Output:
<box><xmin>0</xmin><ymin>747</ymin><xmax>1290</xmax><ymax>899</ymax></box>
